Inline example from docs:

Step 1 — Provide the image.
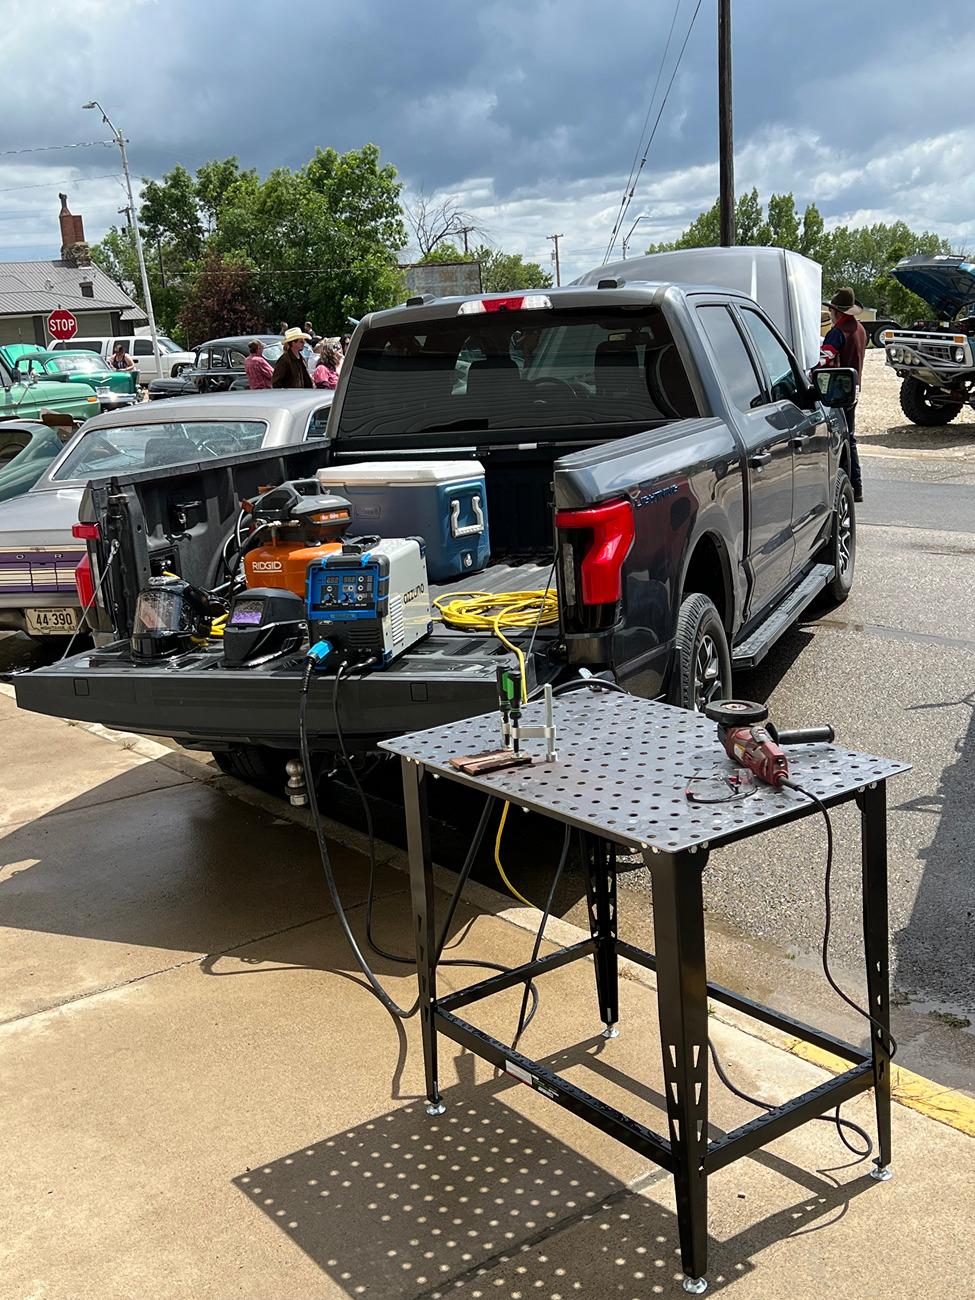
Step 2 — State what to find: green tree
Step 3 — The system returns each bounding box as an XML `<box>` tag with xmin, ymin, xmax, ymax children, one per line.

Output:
<box><xmin>211</xmin><ymin>144</ymin><xmax>407</xmax><ymax>332</ymax></box>
<box><xmin>90</xmin><ymin>223</ymin><xmax>184</xmax><ymax>337</ymax></box>
<box><xmin>94</xmin><ymin>144</ymin><xmax>409</xmax><ymax>337</ymax></box>
<box><xmin>195</xmin><ymin>157</ymin><xmax>255</xmax><ymax>233</ymax></box>
<box><xmin>139</xmin><ymin>164</ymin><xmax>204</xmax><ymax>262</ymax></box>
<box><xmin>644</xmin><ymin>190</ymin><xmax>951</xmax><ymax>317</ymax></box>
<box><xmin>474</xmin><ymin>245</ymin><xmax>552</xmax><ymax>292</ymax></box>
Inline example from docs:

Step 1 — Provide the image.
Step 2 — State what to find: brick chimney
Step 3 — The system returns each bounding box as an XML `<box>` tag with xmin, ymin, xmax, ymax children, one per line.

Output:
<box><xmin>58</xmin><ymin>192</ymin><xmax>91</xmax><ymax>267</ymax></box>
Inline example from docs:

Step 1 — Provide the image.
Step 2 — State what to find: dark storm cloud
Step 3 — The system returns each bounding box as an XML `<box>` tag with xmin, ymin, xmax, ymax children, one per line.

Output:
<box><xmin>1</xmin><ymin>0</ymin><xmax>972</xmax><ymax>266</ymax></box>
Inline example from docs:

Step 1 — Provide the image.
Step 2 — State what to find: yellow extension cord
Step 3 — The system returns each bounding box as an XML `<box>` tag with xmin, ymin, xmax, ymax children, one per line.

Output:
<box><xmin>435</xmin><ymin>588</ymin><xmax>559</xmax><ymax>907</ymax></box>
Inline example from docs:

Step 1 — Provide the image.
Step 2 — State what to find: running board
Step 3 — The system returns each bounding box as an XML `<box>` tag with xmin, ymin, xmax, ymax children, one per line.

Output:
<box><xmin>732</xmin><ymin>563</ymin><xmax>834</xmax><ymax>671</ymax></box>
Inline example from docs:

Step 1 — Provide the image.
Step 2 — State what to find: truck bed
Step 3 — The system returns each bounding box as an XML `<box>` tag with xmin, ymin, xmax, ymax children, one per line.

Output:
<box><xmin>13</xmin><ymin>560</ymin><xmax>560</xmax><ymax>751</ymax></box>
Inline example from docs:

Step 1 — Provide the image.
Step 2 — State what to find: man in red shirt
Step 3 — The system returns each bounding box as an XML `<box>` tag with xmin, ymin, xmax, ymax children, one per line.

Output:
<box><xmin>819</xmin><ymin>287</ymin><xmax>866</xmax><ymax>502</ymax></box>
<box><xmin>244</xmin><ymin>339</ymin><xmax>274</xmax><ymax>390</ymax></box>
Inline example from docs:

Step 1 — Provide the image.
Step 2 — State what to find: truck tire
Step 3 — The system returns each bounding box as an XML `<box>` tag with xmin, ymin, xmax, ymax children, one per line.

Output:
<box><xmin>212</xmin><ymin>744</ymin><xmax>289</xmax><ymax>793</ymax></box>
<box><xmin>667</xmin><ymin>592</ymin><xmax>733</xmax><ymax>712</ymax></box>
<box><xmin>819</xmin><ymin>470</ymin><xmax>856</xmax><ymax>606</ymax></box>
<box><xmin>900</xmin><ymin>377</ymin><xmax>964</xmax><ymax>426</ymax></box>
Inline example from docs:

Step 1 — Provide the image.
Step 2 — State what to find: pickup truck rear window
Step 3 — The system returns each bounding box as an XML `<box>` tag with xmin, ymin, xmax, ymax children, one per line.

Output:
<box><xmin>51</xmin><ymin>419</ymin><xmax>267</xmax><ymax>481</ymax></box>
<box><xmin>338</xmin><ymin>309</ymin><xmax>699</xmax><ymax>436</ymax></box>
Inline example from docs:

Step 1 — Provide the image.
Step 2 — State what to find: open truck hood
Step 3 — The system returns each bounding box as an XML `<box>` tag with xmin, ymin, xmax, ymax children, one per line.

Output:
<box><xmin>577</xmin><ymin>246</ymin><xmax>823</xmax><ymax>370</ymax></box>
<box><xmin>890</xmin><ymin>255</ymin><xmax>975</xmax><ymax>319</ymax></box>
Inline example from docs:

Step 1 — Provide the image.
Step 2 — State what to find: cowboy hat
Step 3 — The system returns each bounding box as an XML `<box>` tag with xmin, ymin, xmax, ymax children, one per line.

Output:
<box><xmin>281</xmin><ymin>326</ymin><xmax>310</xmax><ymax>345</ymax></box>
<box><xmin>825</xmin><ymin>287</ymin><xmax>863</xmax><ymax>317</ymax></box>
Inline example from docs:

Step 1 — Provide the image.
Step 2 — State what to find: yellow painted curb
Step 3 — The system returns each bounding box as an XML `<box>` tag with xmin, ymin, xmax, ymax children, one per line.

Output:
<box><xmin>787</xmin><ymin>1039</ymin><xmax>975</xmax><ymax>1138</ymax></box>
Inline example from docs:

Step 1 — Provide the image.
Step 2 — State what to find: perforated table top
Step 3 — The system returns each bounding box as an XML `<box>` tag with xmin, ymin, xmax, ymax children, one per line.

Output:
<box><xmin>380</xmin><ymin>691</ymin><xmax>910</xmax><ymax>854</ymax></box>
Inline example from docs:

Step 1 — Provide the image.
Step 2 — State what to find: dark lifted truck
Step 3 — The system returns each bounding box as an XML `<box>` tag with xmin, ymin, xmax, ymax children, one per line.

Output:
<box><xmin>14</xmin><ymin>272</ymin><xmax>857</xmax><ymax>789</ymax></box>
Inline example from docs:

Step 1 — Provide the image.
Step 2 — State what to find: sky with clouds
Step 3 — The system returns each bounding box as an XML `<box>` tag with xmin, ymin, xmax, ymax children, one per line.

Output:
<box><xmin>1</xmin><ymin>0</ymin><xmax>973</xmax><ymax>283</ymax></box>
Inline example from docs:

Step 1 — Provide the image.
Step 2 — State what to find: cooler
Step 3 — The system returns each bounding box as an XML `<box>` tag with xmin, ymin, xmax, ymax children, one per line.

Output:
<box><xmin>316</xmin><ymin>461</ymin><xmax>490</xmax><ymax>581</ymax></box>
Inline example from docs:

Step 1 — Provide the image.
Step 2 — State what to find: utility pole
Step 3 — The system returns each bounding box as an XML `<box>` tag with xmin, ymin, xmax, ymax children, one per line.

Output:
<box><xmin>83</xmin><ymin>100</ymin><xmax>161</xmax><ymax>379</ymax></box>
<box><xmin>547</xmin><ymin>233</ymin><xmax>563</xmax><ymax>286</ymax></box>
<box><xmin>718</xmin><ymin>0</ymin><xmax>735</xmax><ymax>246</ymax></box>
<box><xmin>458</xmin><ymin>225</ymin><xmax>474</xmax><ymax>256</ymax></box>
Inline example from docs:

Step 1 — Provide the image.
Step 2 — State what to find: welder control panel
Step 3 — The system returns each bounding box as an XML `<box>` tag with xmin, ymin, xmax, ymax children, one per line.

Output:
<box><xmin>308</xmin><ymin>565</ymin><xmax>382</xmax><ymax>619</ymax></box>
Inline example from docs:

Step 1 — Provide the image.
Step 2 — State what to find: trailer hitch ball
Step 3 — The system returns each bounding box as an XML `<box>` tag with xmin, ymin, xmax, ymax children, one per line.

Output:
<box><xmin>286</xmin><ymin>757</ymin><xmax>308</xmax><ymax>807</ymax></box>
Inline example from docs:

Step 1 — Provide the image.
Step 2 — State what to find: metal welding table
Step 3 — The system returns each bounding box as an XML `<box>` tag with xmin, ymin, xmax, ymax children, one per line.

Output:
<box><xmin>380</xmin><ymin>692</ymin><xmax>909</xmax><ymax>1294</ymax></box>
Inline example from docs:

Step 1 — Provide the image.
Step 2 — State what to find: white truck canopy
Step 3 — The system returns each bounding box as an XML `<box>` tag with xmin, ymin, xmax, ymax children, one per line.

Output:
<box><xmin>576</xmin><ymin>246</ymin><xmax>823</xmax><ymax>371</ymax></box>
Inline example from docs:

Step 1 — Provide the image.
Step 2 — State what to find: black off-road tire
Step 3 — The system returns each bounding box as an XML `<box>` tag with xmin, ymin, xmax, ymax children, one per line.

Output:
<box><xmin>667</xmin><ymin>592</ymin><xmax>733</xmax><ymax>712</ymax></box>
<box><xmin>900</xmin><ymin>376</ymin><xmax>964</xmax><ymax>426</ymax></box>
<box><xmin>212</xmin><ymin>744</ymin><xmax>289</xmax><ymax>793</ymax></box>
<box><xmin>819</xmin><ymin>470</ymin><xmax>856</xmax><ymax>606</ymax></box>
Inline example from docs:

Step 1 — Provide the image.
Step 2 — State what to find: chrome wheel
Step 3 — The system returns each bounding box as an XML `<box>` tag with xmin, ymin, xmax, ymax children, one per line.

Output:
<box><xmin>694</xmin><ymin>634</ymin><xmax>724</xmax><ymax>711</ymax></box>
<box><xmin>836</xmin><ymin>491</ymin><xmax>854</xmax><ymax>577</ymax></box>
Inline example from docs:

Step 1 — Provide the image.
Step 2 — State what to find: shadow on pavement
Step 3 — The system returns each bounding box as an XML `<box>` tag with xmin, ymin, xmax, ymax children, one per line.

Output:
<box><xmin>894</xmin><ymin>688</ymin><xmax>975</xmax><ymax>1014</ymax></box>
<box><xmin>233</xmin><ymin>1041</ymin><xmax>873</xmax><ymax>1297</ymax></box>
<box><xmin>859</xmin><ymin>422</ymin><xmax>975</xmax><ymax>454</ymax></box>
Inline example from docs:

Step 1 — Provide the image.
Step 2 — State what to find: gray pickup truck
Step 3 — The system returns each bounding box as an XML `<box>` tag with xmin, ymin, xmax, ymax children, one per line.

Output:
<box><xmin>14</xmin><ymin>253</ymin><xmax>857</xmax><ymax>790</ymax></box>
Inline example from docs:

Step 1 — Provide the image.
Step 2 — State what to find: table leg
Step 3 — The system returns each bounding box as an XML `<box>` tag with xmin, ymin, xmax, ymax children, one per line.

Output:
<box><xmin>584</xmin><ymin>836</ymin><xmax>620</xmax><ymax>1038</ymax></box>
<box><xmin>860</xmin><ymin>781</ymin><xmax>892</xmax><ymax>1178</ymax></box>
<box><xmin>647</xmin><ymin>849</ymin><xmax>710</xmax><ymax>1289</ymax></box>
<box><xmin>401</xmin><ymin>757</ymin><xmax>444</xmax><ymax>1116</ymax></box>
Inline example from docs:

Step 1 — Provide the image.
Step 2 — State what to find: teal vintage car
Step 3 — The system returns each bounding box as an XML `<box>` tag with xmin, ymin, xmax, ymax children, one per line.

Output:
<box><xmin>10</xmin><ymin>348</ymin><xmax>138</xmax><ymax>413</ymax></box>
<box><xmin>0</xmin><ymin>418</ymin><xmax>75</xmax><ymax>503</ymax></box>
<box><xmin>0</xmin><ymin>350</ymin><xmax>100</xmax><ymax>424</ymax></box>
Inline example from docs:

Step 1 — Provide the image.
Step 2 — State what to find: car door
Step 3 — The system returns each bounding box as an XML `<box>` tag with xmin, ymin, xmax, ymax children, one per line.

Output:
<box><xmin>737</xmin><ymin>306</ymin><xmax>830</xmax><ymax>568</ymax></box>
<box><xmin>129</xmin><ymin>336</ymin><xmax>159</xmax><ymax>382</ymax></box>
<box><xmin>695</xmin><ymin>303</ymin><xmax>795</xmax><ymax>615</ymax></box>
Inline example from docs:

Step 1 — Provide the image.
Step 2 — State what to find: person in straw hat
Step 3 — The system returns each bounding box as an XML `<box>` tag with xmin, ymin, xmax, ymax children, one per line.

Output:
<box><xmin>819</xmin><ymin>287</ymin><xmax>866</xmax><ymax>501</ymax></box>
<box><xmin>272</xmin><ymin>327</ymin><xmax>314</xmax><ymax>389</ymax></box>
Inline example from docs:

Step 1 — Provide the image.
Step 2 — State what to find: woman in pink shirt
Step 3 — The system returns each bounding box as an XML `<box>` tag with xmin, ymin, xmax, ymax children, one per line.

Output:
<box><xmin>312</xmin><ymin>340</ymin><xmax>340</xmax><ymax>389</ymax></box>
<box><xmin>244</xmin><ymin>339</ymin><xmax>274</xmax><ymax>389</ymax></box>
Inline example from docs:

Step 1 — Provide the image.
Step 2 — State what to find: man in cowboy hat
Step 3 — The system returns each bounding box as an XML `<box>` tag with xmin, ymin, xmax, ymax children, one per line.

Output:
<box><xmin>819</xmin><ymin>287</ymin><xmax>866</xmax><ymax>501</ymax></box>
<box><xmin>272</xmin><ymin>327</ymin><xmax>314</xmax><ymax>389</ymax></box>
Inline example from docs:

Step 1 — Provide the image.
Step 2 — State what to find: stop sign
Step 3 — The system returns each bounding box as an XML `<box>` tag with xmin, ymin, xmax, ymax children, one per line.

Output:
<box><xmin>47</xmin><ymin>309</ymin><xmax>78</xmax><ymax>341</ymax></box>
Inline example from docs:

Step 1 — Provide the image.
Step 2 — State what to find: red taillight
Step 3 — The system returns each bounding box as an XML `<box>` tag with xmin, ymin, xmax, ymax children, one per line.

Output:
<box><xmin>72</xmin><ymin>522</ymin><xmax>100</xmax><ymax>540</ymax></box>
<box><xmin>75</xmin><ymin>554</ymin><xmax>95</xmax><ymax>607</ymax></box>
<box><xmin>556</xmin><ymin>498</ymin><xmax>635</xmax><ymax>605</ymax></box>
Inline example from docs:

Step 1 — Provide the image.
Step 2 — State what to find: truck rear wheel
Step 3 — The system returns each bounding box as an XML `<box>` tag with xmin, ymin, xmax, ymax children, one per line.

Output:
<box><xmin>667</xmin><ymin>592</ymin><xmax>732</xmax><ymax>712</ymax></box>
<box><xmin>900</xmin><ymin>377</ymin><xmax>964</xmax><ymax>426</ymax></box>
<box><xmin>212</xmin><ymin>744</ymin><xmax>289</xmax><ymax>793</ymax></box>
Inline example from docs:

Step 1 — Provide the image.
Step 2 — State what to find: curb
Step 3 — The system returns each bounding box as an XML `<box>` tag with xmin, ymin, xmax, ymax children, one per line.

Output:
<box><xmin>5</xmin><ymin>682</ymin><xmax>972</xmax><ymax>1139</ymax></box>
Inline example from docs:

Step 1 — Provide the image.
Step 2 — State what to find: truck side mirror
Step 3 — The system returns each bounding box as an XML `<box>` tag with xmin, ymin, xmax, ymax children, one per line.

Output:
<box><xmin>813</xmin><ymin>367</ymin><xmax>857</xmax><ymax>409</ymax></box>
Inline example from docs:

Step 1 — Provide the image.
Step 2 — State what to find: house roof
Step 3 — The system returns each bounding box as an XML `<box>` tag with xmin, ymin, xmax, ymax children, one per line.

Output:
<box><xmin>0</xmin><ymin>259</ymin><xmax>146</xmax><ymax>321</ymax></box>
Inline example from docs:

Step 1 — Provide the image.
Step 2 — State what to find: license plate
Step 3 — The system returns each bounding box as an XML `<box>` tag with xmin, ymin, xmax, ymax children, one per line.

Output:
<box><xmin>26</xmin><ymin>607</ymin><xmax>80</xmax><ymax>635</ymax></box>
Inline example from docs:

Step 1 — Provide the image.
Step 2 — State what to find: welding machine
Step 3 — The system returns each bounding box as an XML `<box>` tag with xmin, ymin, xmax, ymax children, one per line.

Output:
<box><xmin>306</xmin><ymin>538</ymin><xmax>432</xmax><ymax>667</ymax></box>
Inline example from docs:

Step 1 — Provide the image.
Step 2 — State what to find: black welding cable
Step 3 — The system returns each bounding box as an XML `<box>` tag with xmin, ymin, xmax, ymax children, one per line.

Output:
<box><xmin>300</xmin><ymin>658</ymin><xmax>419</xmax><ymax>1019</ymax></box>
<box><xmin>710</xmin><ymin>778</ymin><xmax>897</xmax><ymax>1159</ymax></box>
<box><xmin>329</xmin><ymin>663</ymin><xmax>540</xmax><ymax>1027</ymax></box>
<box><xmin>783</xmin><ymin>778</ymin><xmax>898</xmax><ymax>1063</ymax></box>
<box><xmin>706</xmin><ymin>1039</ymin><xmax>872</xmax><ymax>1157</ymax></box>
<box><xmin>510</xmin><ymin>822</ymin><xmax>573</xmax><ymax>1055</ymax></box>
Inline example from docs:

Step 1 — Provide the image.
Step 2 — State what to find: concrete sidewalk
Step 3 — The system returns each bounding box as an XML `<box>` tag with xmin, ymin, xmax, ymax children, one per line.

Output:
<box><xmin>1</xmin><ymin>694</ymin><xmax>972</xmax><ymax>1299</ymax></box>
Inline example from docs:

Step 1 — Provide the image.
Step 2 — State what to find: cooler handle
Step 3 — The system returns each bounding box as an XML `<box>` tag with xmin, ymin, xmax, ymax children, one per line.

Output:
<box><xmin>450</xmin><ymin>494</ymin><xmax>484</xmax><ymax>538</ymax></box>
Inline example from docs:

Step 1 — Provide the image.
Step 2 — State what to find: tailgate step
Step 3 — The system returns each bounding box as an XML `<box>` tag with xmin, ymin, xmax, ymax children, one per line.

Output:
<box><xmin>732</xmin><ymin>563</ymin><xmax>834</xmax><ymax>671</ymax></box>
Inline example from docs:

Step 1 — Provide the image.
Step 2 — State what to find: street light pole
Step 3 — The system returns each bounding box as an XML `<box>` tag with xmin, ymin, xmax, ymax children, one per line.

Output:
<box><xmin>83</xmin><ymin>100</ymin><xmax>160</xmax><ymax>382</ymax></box>
<box><xmin>718</xmin><ymin>0</ymin><xmax>735</xmax><ymax>246</ymax></box>
<box><xmin>622</xmin><ymin>213</ymin><xmax>651</xmax><ymax>260</ymax></box>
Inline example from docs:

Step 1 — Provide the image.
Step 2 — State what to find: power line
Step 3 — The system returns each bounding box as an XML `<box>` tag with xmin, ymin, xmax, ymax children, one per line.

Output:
<box><xmin>0</xmin><ymin>141</ymin><xmax>114</xmax><ymax>159</ymax></box>
<box><xmin>604</xmin><ymin>0</ymin><xmax>684</xmax><ymax>265</ymax></box>
<box><xmin>603</xmin><ymin>0</ymin><xmax>705</xmax><ymax>264</ymax></box>
<box><xmin>0</xmin><ymin>173</ymin><xmax>122</xmax><ymax>195</ymax></box>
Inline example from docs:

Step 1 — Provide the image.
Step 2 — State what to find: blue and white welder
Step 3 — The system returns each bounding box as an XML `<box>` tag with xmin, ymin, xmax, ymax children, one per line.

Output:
<box><xmin>305</xmin><ymin>538</ymin><xmax>432</xmax><ymax>669</ymax></box>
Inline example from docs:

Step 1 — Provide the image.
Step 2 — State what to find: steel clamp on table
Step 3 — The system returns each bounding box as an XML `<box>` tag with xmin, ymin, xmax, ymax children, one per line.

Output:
<box><xmin>380</xmin><ymin>690</ymin><xmax>909</xmax><ymax>1295</ymax></box>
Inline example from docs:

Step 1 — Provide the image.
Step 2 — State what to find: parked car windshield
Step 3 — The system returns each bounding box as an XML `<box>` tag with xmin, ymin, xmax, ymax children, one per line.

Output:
<box><xmin>50</xmin><ymin>354</ymin><xmax>105</xmax><ymax>375</ymax></box>
<box><xmin>337</xmin><ymin>307</ymin><xmax>699</xmax><ymax>436</ymax></box>
<box><xmin>51</xmin><ymin>419</ymin><xmax>267</xmax><ymax>480</ymax></box>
